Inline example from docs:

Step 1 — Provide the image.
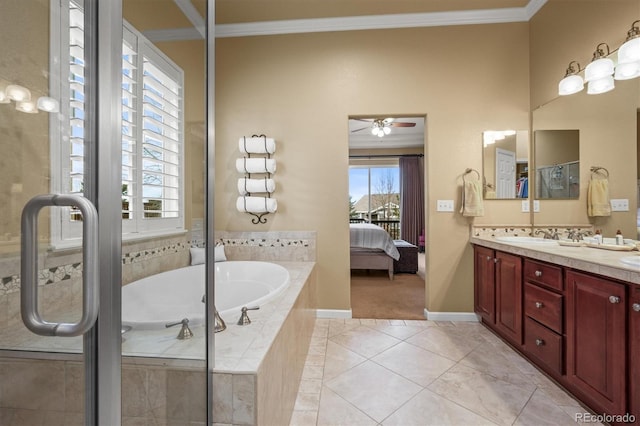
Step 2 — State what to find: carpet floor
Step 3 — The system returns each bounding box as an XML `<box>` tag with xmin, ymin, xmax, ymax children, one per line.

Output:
<box><xmin>350</xmin><ymin>270</ymin><xmax>426</xmax><ymax>320</ymax></box>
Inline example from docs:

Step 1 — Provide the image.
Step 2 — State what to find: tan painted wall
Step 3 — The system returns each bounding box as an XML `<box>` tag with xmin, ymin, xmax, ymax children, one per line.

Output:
<box><xmin>216</xmin><ymin>23</ymin><xmax>531</xmax><ymax>312</ymax></box>
<box><xmin>530</xmin><ymin>0</ymin><xmax>639</xmax><ymax>237</ymax></box>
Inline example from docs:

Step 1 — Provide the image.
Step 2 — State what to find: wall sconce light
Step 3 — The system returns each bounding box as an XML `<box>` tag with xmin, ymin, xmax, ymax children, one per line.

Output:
<box><xmin>615</xmin><ymin>20</ymin><xmax>640</xmax><ymax>80</ymax></box>
<box><xmin>558</xmin><ymin>61</ymin><xmax>584</xmax><ymax>96</ymax></box>
<box><xmin>15</xmin><ymin>101</ymin><xmax>38</xmax><ymax>114</ymax></box>
<box><xmin>37</xmin><ymin>96</ymin><xmax>60</xmax><ymax>113</ymax></box>
<box><xmin>585</xmin><ymin>43</ymin><xmax>614</xmax><ymax>94</ymax></box>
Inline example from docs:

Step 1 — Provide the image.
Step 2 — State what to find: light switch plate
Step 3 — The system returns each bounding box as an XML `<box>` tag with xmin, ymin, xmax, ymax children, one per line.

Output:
<box><xmin>436</xmin><ymin>199</ymin><xmax>455</xmax><ymax>212</ymax></box>
<box><xmin>610</xmin><ymin>199</ymin><xmax>629</xmax><ymax>211</ymax></box>
<box><xmin>533</xmin><ymin>200</ymin><xmax>540</xmax><ymax>212</ymax></box>
<box><xmin>521</xmin><ymin>200</ymin><xmax>530</xmax><ymax>212</ymax></box>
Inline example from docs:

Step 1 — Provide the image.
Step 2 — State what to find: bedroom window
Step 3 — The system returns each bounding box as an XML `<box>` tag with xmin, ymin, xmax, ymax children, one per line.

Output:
<box><xmin>349</xmin><ymin>165</ymin><xmax>400</xmax><ymax>239</ymax></box>
<box><xmin>50</xmin><ymin>0</ymin><xmax>184</xmax><ymax>248</ymax></box>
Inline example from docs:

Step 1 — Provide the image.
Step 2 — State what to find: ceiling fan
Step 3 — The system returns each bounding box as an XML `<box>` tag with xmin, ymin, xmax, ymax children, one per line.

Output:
<box><xmin>351</xmin><ymin>118</ymin><xmax>416</xmax><ymax>137</ymax></box>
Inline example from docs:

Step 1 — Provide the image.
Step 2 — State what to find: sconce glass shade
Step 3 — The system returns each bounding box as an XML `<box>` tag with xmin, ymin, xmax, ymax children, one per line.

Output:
<box><xmin>614</xmin><ymin>60</ymin><xmax>640</xmax><ymax>80</ymax></box>
<box><xmin>585</xmin><ymin>57</ymin><xmax>614</xmax><ymax>81</ymax></box>
<box><xmin>558</xmin><ymin>74</ymin><xmax>584</xmax><ymax>96</ymax></box>
<box><xmin>37</xmin><ymin>96</ymin><xmax>60</xmax><ymax>113</ymax></box>
<box><xmin>16</xmin><ymin>101</ymin><xmax>38</xmax><ymax>113</ymax></box>
<box><xmin>618</xmin><ymin>32</ymin><xmax>640</xmax><ymax>64</ymax></box>
<box><xmin>5</xmin><ymin>84</ymin><xmax>32</xmax><ymax>102</ymax></box>
<box><xmin>0</xmin><ymin>90</ymin><xmax>9</xmax><ymax>104</ymax></box>
<box><xmin>587</xmin><ymin>75</ymin><xmax>614</xmax><ymax>95</ymax></box>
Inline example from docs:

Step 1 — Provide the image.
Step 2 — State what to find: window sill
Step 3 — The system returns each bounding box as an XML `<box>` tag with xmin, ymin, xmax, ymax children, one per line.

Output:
<box><xmin>48</xmin><ymin>229</ymin><xmax>188</xmax><ymax>253</ymax></box>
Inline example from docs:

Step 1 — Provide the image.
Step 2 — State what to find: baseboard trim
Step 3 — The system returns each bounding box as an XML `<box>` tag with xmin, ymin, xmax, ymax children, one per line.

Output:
<box><xmin>316</xmin><ymin>309</ymin><xmax>353</xmax><ymax>319</ymax></box>
<box><xmin>424</xmin><ymin>309</ymin><xmax>480</xmax><ymax>322</ymax></box>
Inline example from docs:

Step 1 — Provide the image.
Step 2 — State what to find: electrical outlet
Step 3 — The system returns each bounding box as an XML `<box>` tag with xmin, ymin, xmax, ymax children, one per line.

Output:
<box><xmin>610</xmin><ymin>199</ymin><xmax>629</xmax><ymax>211</ymax></box>
<box><xmin>436</xmin><ymin>199</ymin><xmax>455</xmax><ymax>212</ymax></box>
<box><xmin>521</xmin><ymin>200</ymin><xmax>530</xmax><ymax>212</ymax></box>
<box><xmin>533</xmin><ymin>200</ymin><xmax>540</xmax><ymax>212</ymax></box>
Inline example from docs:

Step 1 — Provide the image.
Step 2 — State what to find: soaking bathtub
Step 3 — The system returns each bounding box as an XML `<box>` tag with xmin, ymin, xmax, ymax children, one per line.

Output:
<box><xmin>122</xmin><ymin>261</ymin><xmax>290</xmax><ymax>329</ymax></box>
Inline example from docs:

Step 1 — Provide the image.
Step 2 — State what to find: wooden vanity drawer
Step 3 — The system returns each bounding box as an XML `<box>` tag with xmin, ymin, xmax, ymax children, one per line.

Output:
<box><xmin>524</xmin><ymin>317</ymin><xmax>563</xmax><ymax>375</ymax></box>
<box><xmin>524</xmin><ymin>283</ymin><xmax>563</xmax><ymax>333</ymax></box>
<box><xmin>524</xmin><ymin>259</ymin><xmax>563</xmax><ymax>291</ymax></box>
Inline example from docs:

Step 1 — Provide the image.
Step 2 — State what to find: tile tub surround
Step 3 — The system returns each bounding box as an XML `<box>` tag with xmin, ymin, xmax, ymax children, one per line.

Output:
<box><xmin>216</xmin><ymin>230</ymin><xmax>317</xmax><ymax>262</ymax></box>
<box><xmin>0</xmin><ymin>261</ymin><xmax>317</xmax><ymax>426</ymax></box>
<box><xmin>470</xmin><ymin>234</ymin><xmax>640</xmax><ymax>285</ymax></box>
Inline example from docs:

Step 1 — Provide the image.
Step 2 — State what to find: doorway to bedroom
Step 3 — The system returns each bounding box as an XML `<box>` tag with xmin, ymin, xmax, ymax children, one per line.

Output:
<box><xmin>348</xmin><ymin>116</ymin><xmax>426</xmax><ymax>320</ymax></box>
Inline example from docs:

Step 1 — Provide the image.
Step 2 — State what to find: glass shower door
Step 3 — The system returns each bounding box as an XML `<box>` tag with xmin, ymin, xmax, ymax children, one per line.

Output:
<box><xmin>0</xmin><ymin>0</ymin><xmax>96</xmax><ymax>423</ymax></box>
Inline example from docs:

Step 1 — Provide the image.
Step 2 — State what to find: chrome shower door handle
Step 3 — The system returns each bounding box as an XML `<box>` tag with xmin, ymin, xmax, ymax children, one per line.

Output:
<box><xmin>21</xmin><ymin>194</ymin><xmax>99</xmax><ymax>337</ymax></box>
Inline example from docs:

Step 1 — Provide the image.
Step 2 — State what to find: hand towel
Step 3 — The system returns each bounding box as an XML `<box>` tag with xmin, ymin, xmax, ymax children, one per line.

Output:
<box><xmin>239</xmin><ymin>136</ymin><xmax>276</xmax><ymax>154</ymax></box>
<box><xmin>236</xmin><ymin>196</ymin><xmax>277</xmax><ymax>213</ymax></box>
<box><xmin>587</xmin><ymin>178</ymin><xmax>611</xmax><ymax>216</ymax></box>
<box><xmin>460</xmin><ymin>179</ymin><xmax>484</xmax><ymax>217</ymax></box>
<box><xmin>237</xmin><ymin>178</ymin><xmax>276</xmax><ymax>195</ymax></box>
<box><xmin>236</xmin><ymin>158</ymin><xmax>277</xmax><ymax>174</ymax></box>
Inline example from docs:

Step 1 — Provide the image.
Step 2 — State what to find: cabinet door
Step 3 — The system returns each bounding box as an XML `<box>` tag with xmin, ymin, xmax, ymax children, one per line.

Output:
<box><xmin>566</xmin><ymin>270</ymin><xmax>626</xmax><ymax>415</ymax></box>
<box><xmin>474</xmin><ymin>246</ymin><xmax>495</xmax><ymax>323</ymax></box>
<box><xmin>495</xmin><ymin>252</ymin><xmax>523</xmax><ymax>345</ymax></box>
<box><xmin>630</xmin><ymin>286</ymin><xmax>640</xmax><ymax>420</ymax></box>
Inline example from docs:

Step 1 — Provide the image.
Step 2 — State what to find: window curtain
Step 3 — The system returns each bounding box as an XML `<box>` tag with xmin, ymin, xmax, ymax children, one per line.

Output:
<box><xmin>399</xmin><ymin>156</ymin><xmax>424</xmax><ymax>246</ymax></box>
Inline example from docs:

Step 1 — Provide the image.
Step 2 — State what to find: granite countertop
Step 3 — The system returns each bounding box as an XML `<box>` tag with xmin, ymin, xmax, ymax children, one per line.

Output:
<box><xmin>470</xmin><ymin>235</ymin><xmax>640</xmax><ymax>286</ymax></box>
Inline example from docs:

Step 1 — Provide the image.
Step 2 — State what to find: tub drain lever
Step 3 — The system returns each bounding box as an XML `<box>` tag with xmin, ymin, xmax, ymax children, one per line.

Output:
<box><xmin>165</xmin><ymin>318</ymin><xmax>193</xmax><ymax>339</ymax></box>
<box><xmin>237</xmin><ymin>306</ymin><xmax>260</xmax><ymax>326</ymax></box>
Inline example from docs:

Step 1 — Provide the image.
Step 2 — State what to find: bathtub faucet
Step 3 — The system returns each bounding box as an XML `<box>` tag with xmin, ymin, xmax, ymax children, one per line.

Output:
<box><xmin>201</xmin><ymin>294</ymin><xmax>227</xmax><ymax>333</ymax></box>
<box><xmin>165</xmin><ymin>318</ymin><xmax>193</xmax><ymax>339</ymax></box>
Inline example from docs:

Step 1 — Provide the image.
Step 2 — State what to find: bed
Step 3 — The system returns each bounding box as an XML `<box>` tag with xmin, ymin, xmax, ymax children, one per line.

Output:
<box><xmin>350</xmin><ymin>223</ymin><xmax>400</xmax><ymax>280</ymax></box>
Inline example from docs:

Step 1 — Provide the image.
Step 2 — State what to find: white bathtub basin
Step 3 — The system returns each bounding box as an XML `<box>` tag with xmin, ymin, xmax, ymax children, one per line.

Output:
<box><xmin>619</xmin><ymin>256</ymin><xmax>640</xmax><ymax>267</ymax></box>
<box><xmin>494</xmin><ymin>236</ymin><xmax>557</xmax><ymax>244</ymax></box>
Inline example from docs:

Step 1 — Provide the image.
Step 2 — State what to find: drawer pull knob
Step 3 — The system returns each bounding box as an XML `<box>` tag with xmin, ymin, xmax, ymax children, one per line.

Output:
<box><xmin>632</xmin><ymin>303</ymin><xmax>640</xmax><ymax>312</ymax></box>
<box><xmin>486</xmin><ymin>256</ymin><xmax>491</xmax><ymax>261</ymax></box>
<box><xmin>535</xmin><ymin>302</ymin><xmax>544</xmax><ymax>308</ymax></box>
<box><xmin>609</xmin><ymin>296</ymin><xmax>621</xmax><ymax>304</ymax></box>
<box><xmin>535</xmin><ymin>338</ymin><xmax>545</xmax><ymax>346</ymax></box>
<box><xmin>534</xmin><ymin>270</ymin><xmax>542</xmax><ymax>277</ymax></box>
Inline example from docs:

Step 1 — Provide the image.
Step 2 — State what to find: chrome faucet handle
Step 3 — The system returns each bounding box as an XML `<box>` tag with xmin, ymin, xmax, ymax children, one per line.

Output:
<box><xmin>165</xmin><ymin>318</ymin><xmax>194</xmax><ymax>340</ymax></box>
<box><xmin>237</xmin><ymin>306</ymin><xmax>260</xmax><ymax>326</ymax></box>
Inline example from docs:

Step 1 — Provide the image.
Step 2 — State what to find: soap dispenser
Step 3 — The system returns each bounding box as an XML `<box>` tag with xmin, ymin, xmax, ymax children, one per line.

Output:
<box><xmin>616</xmin><ymin>230</ymin><xmax>624</xmax><ymax>245</ymax></box>
<box><xmin>594</xmin><ymin>230</ymin><xmax>602</xmax><ymax>244</ymax></box>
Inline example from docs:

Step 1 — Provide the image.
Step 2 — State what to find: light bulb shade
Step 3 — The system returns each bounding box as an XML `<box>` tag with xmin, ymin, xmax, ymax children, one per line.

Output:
<box><xmin>5</xmin><ymin>84</ymin><xmax>31</xmax><ymax>102</ymax></box>
<box><xmin>618</xmin><ymin>37</ymin><xmax>640</xmax><ymax>64</ymax></box>
<box><xmin>614</xmin><ymin>60</ymin><xmax>640</xmax><ymax>80</ymax></box>
<box><xmin>587</xmin><ymin>75</ymin><xmax>614</xmax><ymax>94</ymax></box>
<box><xmin>15</xmin><ymin>101</ymin><xmax>38</xmax><ymax>113</ymax></box>
<box><xmin>37</xmin><ymin>96</ymin><xmax>60</xmax><ymax>113</ymax></box>
<box><xmin>558</xmin><ymin>74</ymin><xmax>584</xmax><ymax>95</ymax></box>
<box><xmin>585</xmin><ymin>58</ymin><xmax>614</xmax><ymax>81</ymax></box>
<box><xmin>383</xmin><ymin>126</ymin><xmax>391</xmax><ymax>135</ymax></box>
<box><xmin>0</xmin><ymin>90</ymin><xmax>9</xmax><ymax>104</ymax></box>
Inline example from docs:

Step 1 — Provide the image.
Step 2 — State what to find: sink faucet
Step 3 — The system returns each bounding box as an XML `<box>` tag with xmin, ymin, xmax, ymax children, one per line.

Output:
<box><xmin>535</xmin><ymin>229</ymin><xmax>559</xmax><ymax>240</ymax></box>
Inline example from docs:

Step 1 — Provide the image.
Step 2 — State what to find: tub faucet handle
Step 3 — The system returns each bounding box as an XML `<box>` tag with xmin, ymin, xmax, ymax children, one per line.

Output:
<box><xmin>237</xmin><ymin>306</ymin><xmax>260</xmax><ymax>326</ymax></box>
<box><xmin>165</xmin><ymin>318</ymin><xmax>193</xmax><ymax>340</ymax></box>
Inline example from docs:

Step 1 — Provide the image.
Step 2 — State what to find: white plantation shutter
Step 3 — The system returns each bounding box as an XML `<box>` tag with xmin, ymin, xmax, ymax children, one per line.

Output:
<box><xmin>51</xmin><ymin>0</ymin><xmax>184</xmax><ymax>246</ymax></box>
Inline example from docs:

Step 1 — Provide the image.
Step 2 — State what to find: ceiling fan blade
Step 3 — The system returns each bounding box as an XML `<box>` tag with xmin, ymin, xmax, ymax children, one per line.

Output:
<box><xmin>353</xmin><ymin>118</ymin><xmax>373</xmax><ymax>123</ymax></box>
<box><xmin>390</xmin><ymin>122</ymin><xmax>416</xmax><ymax>127</ymax></box>
<box><xmin>351</xmin><ymin>126</ymin><xmax>372</xmax><ymax>133</ymax></box>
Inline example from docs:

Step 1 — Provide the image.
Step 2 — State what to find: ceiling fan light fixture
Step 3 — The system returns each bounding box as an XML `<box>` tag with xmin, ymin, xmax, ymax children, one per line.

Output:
<box><xmin>383</xmin><ymin>126</ymin><xmax>391</xmax><ymax>135</ymax></box>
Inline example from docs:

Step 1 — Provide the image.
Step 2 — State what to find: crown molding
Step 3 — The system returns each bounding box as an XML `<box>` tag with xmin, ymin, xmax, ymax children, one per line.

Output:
<box><xmin>144</xmin><ymin>0</ymin><xmax>548</xmax><ymax>42</ymax></box>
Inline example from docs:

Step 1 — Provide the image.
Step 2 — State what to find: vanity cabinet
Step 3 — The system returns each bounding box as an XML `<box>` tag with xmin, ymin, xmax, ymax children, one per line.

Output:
<box><xmin>629</xmin><ymin>285</ymin><xmax>640</xmax><ymax>420</ymax></box>
<box><xmin>473</xmin><ymin>246</ymin><xmax>522</xmax><ymax>346</ymax></box>
<box><xmin>523</xmin><ymin>259</ymin><xmax>564</xmax><ymax>376</ymax></box>
<box><xmin>565</xmin><ymin>270</ymin><xmax>626</xmax><ymax>416</ymax></box>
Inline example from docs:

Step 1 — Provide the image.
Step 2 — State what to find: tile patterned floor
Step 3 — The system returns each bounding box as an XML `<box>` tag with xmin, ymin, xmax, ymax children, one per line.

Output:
<box><xmin>290</xmin><ymin>319</ymin><xmax>601</xmax><ymax>426</ymax></box>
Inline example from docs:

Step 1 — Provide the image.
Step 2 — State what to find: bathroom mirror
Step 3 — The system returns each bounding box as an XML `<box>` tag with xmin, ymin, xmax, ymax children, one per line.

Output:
<box><xmin>534</xmin><ymin>129</ymin><xmax>580</xmax><ymax>199</ymax></box>
<box><xmin>481</xmin><ymin>130</ymin><xmax>529</xmax><ymax>199</ymax></box>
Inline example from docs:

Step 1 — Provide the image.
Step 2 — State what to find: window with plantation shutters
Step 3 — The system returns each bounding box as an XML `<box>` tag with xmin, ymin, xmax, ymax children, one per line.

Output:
<box><xmin>50</xmin><ymin>0</ymin><xmax>184</xmax><ymax>247</ymax></box>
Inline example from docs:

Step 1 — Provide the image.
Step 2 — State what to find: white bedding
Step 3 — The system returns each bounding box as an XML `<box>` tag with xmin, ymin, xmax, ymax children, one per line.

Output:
<box><xmin>349</xmin><ymin>223</ymin><xmax>400</xmax><ymax>260</ymax></box>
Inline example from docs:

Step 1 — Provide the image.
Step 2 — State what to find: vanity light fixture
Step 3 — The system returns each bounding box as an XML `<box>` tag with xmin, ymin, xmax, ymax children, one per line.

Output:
<box><xmin>15</xmin><ymin>101</ymin><xmax>38</xmax><ymax>114</ymax></box>
<box><xmin>0</xmin><ymin>89</ymin><xmax>9</xmax><ymax>104</ymax></box>
<box><xmin>37</xmin><ymin>96</ymin><xmax>60</xmax><ymax>113</ymax></box>
<box><xmin>585</xmin><ymin>43</ymin><xmax>615</xmax><ymax>94</ymax></box>
<box><xmin>558</xmin><ymin>61</ymin><xmax>584</xmax><ymax>96</ymax></box>
<box><xmin>615</xmin><ymin>20</ymin><xmax>640</xmax><ymax>80</ymax></box>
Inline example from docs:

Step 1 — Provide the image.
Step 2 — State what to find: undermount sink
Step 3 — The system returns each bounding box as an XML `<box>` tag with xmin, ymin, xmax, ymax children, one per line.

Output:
<box><xmin>619</xmin><ymin>256</ymin><xmax>640</xmax><ymax>267</ymax></box>
<box><xmin>494</xmin><ymin>236</ymin><xmax>558</xmax><ymax>244</ymax></box>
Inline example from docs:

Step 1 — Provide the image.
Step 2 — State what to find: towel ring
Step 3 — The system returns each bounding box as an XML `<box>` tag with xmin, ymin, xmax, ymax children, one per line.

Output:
<box><xmin>464</xmin><ymin>168</ymin><xmax>480</xmax><ymax>180</ymax></box>
<box><xmin>590</xmin><ymin>166</ymin><xmax>609</xmax><ymax>179</ymax></box>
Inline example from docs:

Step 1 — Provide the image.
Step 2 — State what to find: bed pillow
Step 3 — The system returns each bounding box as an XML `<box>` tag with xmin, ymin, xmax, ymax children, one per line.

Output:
<box><xmin>190</xmin><ymin>245</ymin><xmax>227</xmax><ymax>265</ymax></box>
